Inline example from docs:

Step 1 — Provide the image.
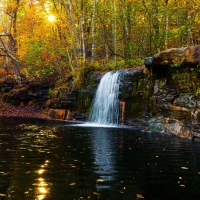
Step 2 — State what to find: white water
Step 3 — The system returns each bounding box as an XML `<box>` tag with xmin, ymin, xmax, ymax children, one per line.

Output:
<box><xmin>88</xmin><ymin>71</ymin><xmax>122</xmax><ymax>125</ymax></box>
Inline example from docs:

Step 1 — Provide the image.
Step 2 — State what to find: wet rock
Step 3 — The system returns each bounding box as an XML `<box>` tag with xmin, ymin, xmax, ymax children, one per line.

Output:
<box><xmin>144</xmin><ymin>57</ymin><xmax>153</xmax><ymax>67</ymax></box>
<box><xmin>68</xmin><ymin>111</ymin><xmax>86</xmax><ymax>121</ymax></box>
<box><xmin>48</xmin><ymin>109</ymin><xmax>66</xmax><ymax>120</ymax></box>
<box><xmin>151</xmin><ymin>45</ymin><xmax>200</xmax><ymax>67</ymax></box>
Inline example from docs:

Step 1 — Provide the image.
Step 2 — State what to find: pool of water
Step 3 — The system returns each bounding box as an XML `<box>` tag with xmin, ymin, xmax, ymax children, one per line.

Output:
<box><xmin>0</xmin><ymin>116</ymin><xmax>200</xmax><ymax>200</ymax></box>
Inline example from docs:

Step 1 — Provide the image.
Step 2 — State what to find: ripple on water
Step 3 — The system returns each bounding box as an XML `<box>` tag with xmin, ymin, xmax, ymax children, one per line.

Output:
<box><xmin>0</xmin><ymin>117</ymin><xmax>200</xmax><ymax>199</ymax></box>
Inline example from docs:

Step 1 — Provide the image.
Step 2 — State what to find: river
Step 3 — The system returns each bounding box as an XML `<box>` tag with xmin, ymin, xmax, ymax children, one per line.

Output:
<box><xmin>0</xmin><ymin>116</ymin><xmax>200</xmax><ymax>200</ymax></box>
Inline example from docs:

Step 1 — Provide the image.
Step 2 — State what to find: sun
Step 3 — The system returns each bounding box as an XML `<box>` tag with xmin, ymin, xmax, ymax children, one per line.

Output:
<box><xmin>47</xmin><ymin>15</ymin><xmax>56</xmax><ymax>22</ymax></box>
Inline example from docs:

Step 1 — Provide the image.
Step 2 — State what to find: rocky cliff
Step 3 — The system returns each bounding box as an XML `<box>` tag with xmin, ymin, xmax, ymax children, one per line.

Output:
<box><xmin>144</xmin><ymin>45</ymin><xmax>200</xmax><ymax>139</ymax></box>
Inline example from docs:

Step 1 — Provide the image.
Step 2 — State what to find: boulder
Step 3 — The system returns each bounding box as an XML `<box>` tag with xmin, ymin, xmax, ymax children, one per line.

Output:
<box><xmin>145</xmin><ymin>45</ymin><xmax>200</xmax><ymax>68</ymax></box>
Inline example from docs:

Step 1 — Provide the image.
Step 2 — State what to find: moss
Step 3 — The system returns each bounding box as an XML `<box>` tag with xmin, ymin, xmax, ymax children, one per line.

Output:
<box><xmin>3</xmin><ymin>91</ymin><xmax>15</xmax><ymax>103</ymax></box>
<box><xmin>77</xmin><ymin>91</ymin><xmax>93</xmax><ymax>113</ymax></box>
<box><xmin>0</xmin><ymin>103</ymin><xmax>6</xmax><ymax>109</ymax></box>
<box><xmin>170</xmin><ymin>61</ymin><xmax>181</xmax><ymax>68</ymax></box>
<box><xmin>72</xmin><ymin>65</ymin><xmax>96</xmax><ymax>89</ymax></box>
<box><xmin>171</xmin><ymin>69</ymin><xmax>200</xmax><ymax>94</ymax></box>
<box><xmin>119</xmin><ymin>70</ymin><xmax>152</xmax><ymax>119</ymax></box>
<box><xmin>9</xmin><ymin>100</ymin><xmax>20</xmax><ymax>105</ymax></box>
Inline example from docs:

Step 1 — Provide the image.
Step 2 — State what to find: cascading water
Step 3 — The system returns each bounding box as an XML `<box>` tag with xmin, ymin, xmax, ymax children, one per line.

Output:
<box><xmin>89</xmin><ymin>71</ymin><xmax>122</xmax><ymax>125</ymax></box>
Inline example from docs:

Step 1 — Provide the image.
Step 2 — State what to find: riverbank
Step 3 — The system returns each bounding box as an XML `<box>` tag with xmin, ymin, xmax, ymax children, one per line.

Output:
<box><xmin>0</xmin><ymin>96</ymin><xmax>50</xmax><ymax>119</ymax></box>
<box><xmin>0</xmin><ymin>104</ymin><xmax>50</xmax><ymax>119</ymax></box>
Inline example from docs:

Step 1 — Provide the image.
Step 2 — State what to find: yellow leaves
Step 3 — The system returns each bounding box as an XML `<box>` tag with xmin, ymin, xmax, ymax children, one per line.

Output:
<box><xmin>4</xmin><ymin>2</ymin><xmax>19</xmax><ymax>13</ymax></box>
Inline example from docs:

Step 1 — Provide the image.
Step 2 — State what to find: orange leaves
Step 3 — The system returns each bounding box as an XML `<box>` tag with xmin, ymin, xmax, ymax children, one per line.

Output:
<box><xmin>4</xmin><ymin>2</ymin><xmax>18</xmax><ymax>13</ymax></box>
<box><xmin>136</xmin><ymin>194</ymin><xmax>145</xmax><ymax>199</ymax></box>
<box><xmin>41</xmin><ymin>50</ymin><xmax>51</xmax><ymax>63</ymax></box>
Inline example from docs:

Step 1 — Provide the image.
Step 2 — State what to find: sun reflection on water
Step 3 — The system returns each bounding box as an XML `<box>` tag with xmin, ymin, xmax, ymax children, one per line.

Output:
<box><xmin>37</xmin><ymin>194</ymin><xmax>46</xmax><ymax>200</ymax></box>
<box><xmin>37</xmin><ymin>169</ymin><xmax>45</xmax><ymax>174</ymax></box>
<box><xmin>34</xmin><ymin>160</ymin><xmax>50</xmax><ymax>200</ymax></box>
<box><xmin>38</xmin><ymin>187</ymin><xmax>48</xmax><ymax>193</ymax></box>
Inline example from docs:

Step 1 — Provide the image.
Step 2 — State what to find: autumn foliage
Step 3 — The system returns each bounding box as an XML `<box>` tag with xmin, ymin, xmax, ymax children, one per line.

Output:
<box><xmin>0</xmin><ymin>0</ymin><xmax>200</xmax><ymax>80</ymax></box>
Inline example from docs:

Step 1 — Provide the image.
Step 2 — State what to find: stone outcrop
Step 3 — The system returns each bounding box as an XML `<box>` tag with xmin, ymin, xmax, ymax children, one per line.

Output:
<box><xmin>0</xmin><ymin>78</ymin><xmax>52</xmax><ymax>106</ymax></box>
<box><xmin>145</xmin><ymin>45</ymin><xmax>200</xmax><ymax>75</ymax></box>
<box><xmin>144</xmin><ymin>45</ymin><xmax>200</xmax><ymax>139</ymax></box>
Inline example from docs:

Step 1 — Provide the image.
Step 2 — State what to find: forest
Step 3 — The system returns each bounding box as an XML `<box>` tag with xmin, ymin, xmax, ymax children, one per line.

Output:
<box><xmin>0</xmin><ymin>0</ymin><xmax>200</xmax><ymax>86</ymax></box>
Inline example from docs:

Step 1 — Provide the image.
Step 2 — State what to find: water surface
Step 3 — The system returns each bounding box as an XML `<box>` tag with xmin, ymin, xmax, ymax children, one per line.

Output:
<box><xmin>0</xmin><ymin>117</ymin><xmax>200</xmax><ymax>200</ymax></box>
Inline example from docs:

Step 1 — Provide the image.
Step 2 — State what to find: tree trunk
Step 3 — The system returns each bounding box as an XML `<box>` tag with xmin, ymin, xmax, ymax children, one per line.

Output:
<box><xmin>165</xmin><ymin>0</ymin><xmax>169</xmax><ymax>49</ymax></box>
<box><xmin>112</xmin><ymin>0</ymin><xmax>117</xmax><ymax>66</ymax></box>
<box><xmin>91</xmin><ymin>0</ymin><xmax>96</xmax><ymax>62</ymax></box>
<box><xmin>79</xmin><ymin>0</ymin><xmax>86</xmax><ymax>63</ymax></box>
<box><xmin>11</xmin><ymin>0</ymin><xmax>21</xmax><ymax>79</ymax></box>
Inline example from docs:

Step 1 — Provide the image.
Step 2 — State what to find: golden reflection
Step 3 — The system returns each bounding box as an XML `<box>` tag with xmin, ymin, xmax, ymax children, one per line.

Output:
<box><xmin>37</xmin><ymin>194</ymin><xmax>46</xmax><ymax>200</ymax></box>
<box><xmin>33</xmin><ymin>180</ymin><xmax>48</xmax><ymax>186</ymax></box>
<box><xmin>38</xmin><ymin>187</ymin><xmax>48</xmax><ymax>193</ymax></box>
<box><xmin>39</xmin><ymin>181</ymin><xmax>48</xmax><ymax>187</ymax></box>
<box><xmin>37</xmin><ymin>169</ymin><xmax>45</xmax><ymax>174</ymax></box>
<box><xmin>33</xmin><ymin>177</ymin><xmax>49</xmax><ymax>200</ymax></box>
<box><xmin>35</xmin><ymin>160</ymin><xmax>50</xmax><ymax>200</ymax></box>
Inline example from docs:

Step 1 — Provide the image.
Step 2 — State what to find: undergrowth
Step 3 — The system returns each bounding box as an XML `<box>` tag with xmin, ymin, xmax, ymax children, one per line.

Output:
<box><xmin>72</xmin><ymin>59</ymin><xmax>144</xmax><ymax>88</ymax></box>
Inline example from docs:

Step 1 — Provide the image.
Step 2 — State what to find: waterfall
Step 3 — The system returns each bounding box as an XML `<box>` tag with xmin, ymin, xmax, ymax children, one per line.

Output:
<box><xmin>89</xmin><ymin>71</ymin><xmax>122</xmax><ymax>125</ymax></box>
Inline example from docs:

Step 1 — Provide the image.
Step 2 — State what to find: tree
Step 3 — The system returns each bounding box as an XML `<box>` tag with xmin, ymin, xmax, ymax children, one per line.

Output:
<box><xmin>1</xmin><ymin>0</ymin><xmax>200</xmax><ymax>79</ymax></box>
<box><xmin>0</xmin><ymin>0</ymin><xmax>22</xmax><ymax>79</ymax></box>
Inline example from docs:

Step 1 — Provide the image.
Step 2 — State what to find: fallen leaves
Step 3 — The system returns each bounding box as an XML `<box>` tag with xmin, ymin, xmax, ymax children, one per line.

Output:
<box><xmin>136</xmin><ymin>194</ymin><xmax>145</xmax><ymax>199</ymax></box>
<box><xmin>1</xmin><ymin>172</ymin><xmax>9</xmax><ymax>176</ymax></box>
<box><xmin>93</xmin><ymin>192</ymin><xmax>98</xmax><ymax>195</ymax></box>
<box><xmin>180</xmin><ymin>184</ymin><xmax>185</xmax><ymax>187</ymax></box>
<box><xmin>181</xmin><ymin>167</ymin><xmax>188</xmax><ymax>170</ymax></box>
<box><xmin>96</xmin><ymin>179</ymin><xmax>104</xmax><ymax>182</ymax></box>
